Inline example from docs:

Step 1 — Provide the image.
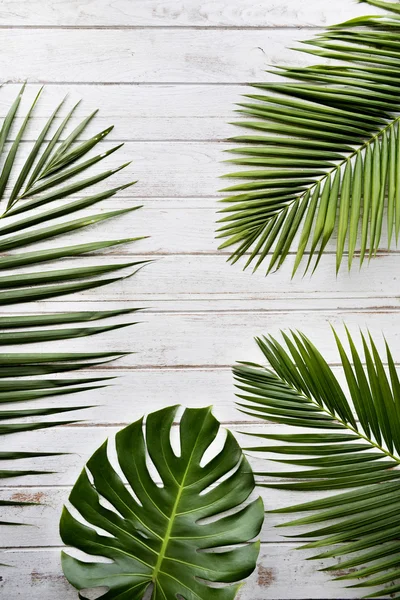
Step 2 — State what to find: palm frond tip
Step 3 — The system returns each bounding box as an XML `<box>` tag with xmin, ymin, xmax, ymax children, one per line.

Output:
<box><xmin>235</xmin><ymin>326</ymin><xmax>400</xmax><ymax>598</ymax></box>
<box><xmin>219</xmin><ymin>0</ymin><xmax>400</xmax><ymax>275</ymax></box>
<box><xmin>0</xmin><ymin>85</ymin><xmax>147</xmax><ymax>526</ymax></box>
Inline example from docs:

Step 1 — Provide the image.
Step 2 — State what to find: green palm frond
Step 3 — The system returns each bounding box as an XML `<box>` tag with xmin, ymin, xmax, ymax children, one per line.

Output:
<box><xmin>60</xmin><ymin>405</ymin><xmax>264</xmax><ymax>600</ymax></box>
<box><xmin>218</xmin><ymin>0</ymin><xmax>400</xmax><ymax>275</ymax></box>
<box><xmin>0</xmin><ymin>84</ymin><xmax>147</xmax><ymax>301</ymax></box>
<box><xmin>0</xmin><ymin>85</ymin><xmax>147</xmax><ymax>526</ymax></box>
<box><xmin>234</xmin><ymin>327</ymin><xmax>400</xmax><ymax>598</ymax></box>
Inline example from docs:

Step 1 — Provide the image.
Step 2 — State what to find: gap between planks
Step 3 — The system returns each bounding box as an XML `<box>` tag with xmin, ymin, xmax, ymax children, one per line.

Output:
<box><xmin>0</xmin><ymin>25</ymin><xmax>325</xmax><ymax>30</ymax></box>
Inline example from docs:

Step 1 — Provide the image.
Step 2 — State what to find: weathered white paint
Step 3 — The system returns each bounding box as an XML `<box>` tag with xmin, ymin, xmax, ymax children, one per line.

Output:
<box><xmin>0</xmin><ymin>420</ymin><xmax>378</xmax><ymax>484</ymax></box>
<box><xmin>0</xmin><ymin>1</ymin><xmax>392</xmax><ymax>599</ymax></box>
<box><xmin>0</xmin><ymin>0</ymin><xmax>375</xmax><ymax>27</ymax></box>
<box><xmin>0</xmin><ymin>483</ymin><xmax>356</xmax><ymax>545</ymax></box>
<box><xmin>1</xmin><ymin>545</ymin><xmax>386</xmax><ymax>600</ymax></box>
<box><xmin>0</xmin><ymin>29</ymin><xmax>326</xmax><ymax>83</ymax></box>
<box><xmin>0</xmin><ymin>83</ymin><xmax>245</xmax><ymax>141</ymax></box>
<box><xmin>0</xmin><ymin>310</ymin><xmax>397</xmax><ymax>368</ymax></box>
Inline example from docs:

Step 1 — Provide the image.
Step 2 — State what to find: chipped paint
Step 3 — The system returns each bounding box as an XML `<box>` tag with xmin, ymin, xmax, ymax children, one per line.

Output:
<box><xmin>11</xmin><ymin>491</ymin><xmax>45</xmax><ymax>504</ymax></box>
<box><xmin>257</xmin><ymin>565</ymin><xmax>275</xmax><ymax>587</ymax></box>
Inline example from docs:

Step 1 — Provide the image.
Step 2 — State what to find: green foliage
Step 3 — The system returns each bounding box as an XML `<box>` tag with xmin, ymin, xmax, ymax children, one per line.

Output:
<box><xmin>218</xmin><ymin>0</ymin><xmax>400</xmax><ymax>275</ymax></box>
<box><xmin>60</xmin><ymin>405</ymin><xmax>264</xmax><ymax>600</ymax></box>
<box><xmin>235</xmin><ymin>327</ymin><xmax>400</xmax><ymax>597</ymax></box>
<box><xmin>0</xmin><ymin>85</ymin><xmax>146</xmax><ymax>525</ymax></box>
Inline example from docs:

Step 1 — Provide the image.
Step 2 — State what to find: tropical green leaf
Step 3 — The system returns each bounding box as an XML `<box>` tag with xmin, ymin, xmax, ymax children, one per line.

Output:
<box><xmin>0</xmin><ymin>85</ymin><xmax>144</xmax><ymax>297</ymax></box>
<box><xmin>60</xmin><ymin>405</ymin><xmax>264</xmax><ymax>600</ymax></box>
<box><xmin>235</xmin><ymin>327</ymin><xmax>400</xmax><ymax>598</ymax></box>
<box><xmin>218</xmin><ymin>0</ymin><xmax>400</xmax><ymax>275</ymax></box>
<box><xmin>0</xmin><ymin>85</ymin><xmax>148</xmax><ymax>527</ymax></box>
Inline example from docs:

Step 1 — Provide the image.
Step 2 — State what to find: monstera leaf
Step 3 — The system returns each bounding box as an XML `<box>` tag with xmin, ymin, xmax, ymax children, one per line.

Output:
<box><xmin>235</xmin><ymin>328</ymin><xmax>400</xmax><ymax>598</ymax></box>
<box><xmin>218</xmin><ymin>0</ymin><xmax>400</xmax><ymax>275</ymax></box>
<box><xmin>0</xmin><ymin>85</ymin><xmax>147</xmax><ymax>526</ymax></box>
<box><xmin>60</xmin><ymin>405</ymin><xmax>264</xmax><ymax>599</ymax></box>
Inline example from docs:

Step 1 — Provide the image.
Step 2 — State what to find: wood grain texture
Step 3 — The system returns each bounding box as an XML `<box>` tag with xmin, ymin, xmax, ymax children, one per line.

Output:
<box><xmin>0</xmin><ymin>483</ymin><xmax>362</xmax><ymax>545</ymax></box>
<box><xmin>0</xmin><ymin>83</ymin><xmax>243</xmax><ymax>141</ymax></box>
<box><xmin>1</xmin><ymin>545</ymin><xmax>386</xmax><ymax>600</ymax></box>
<box><xmin>0</xmin><ymin>29</ymin><xmax>319</xmax><ymax>83</ymax></box>
<box><xmin>0</xmin><ymin>309</ymin><xmax>397</xmax><ymax>370</ymax></box>
<box><xmin>0</xmin><ymin>1</ymin><xmax>392</xmax><ymax>599</ymax></box>
<box><xmin>0</xmin><ymin>0</ymin><xmax>374</xmax><ymax>27</ymax></box>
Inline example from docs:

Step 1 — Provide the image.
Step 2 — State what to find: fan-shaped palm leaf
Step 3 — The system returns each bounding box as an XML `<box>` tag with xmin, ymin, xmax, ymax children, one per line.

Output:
<box><xmin>60</xmin><ymin>405</ymin><xmax>264</xmax><ymax>600</ymax></box>
<box><xmin>0</xmin><ymin>85</ymin><xmax>147</xmax><ymax>526</ymax></box>
<box><xmin>218</xmin><ymin>0</ymin><xmax>400</xmax><ymax>275</ymax></box>
<box><xmin>235</xmin><ymin>327</ymin><xmax>400</xmax><ymax>598</ymax></box>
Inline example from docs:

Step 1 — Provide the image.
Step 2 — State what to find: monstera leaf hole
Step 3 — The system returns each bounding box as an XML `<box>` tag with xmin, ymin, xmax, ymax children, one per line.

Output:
<box><xmin>60</xmin><ymin>405</ymin><xmax>264</xmax><ymax>600</ymax></box>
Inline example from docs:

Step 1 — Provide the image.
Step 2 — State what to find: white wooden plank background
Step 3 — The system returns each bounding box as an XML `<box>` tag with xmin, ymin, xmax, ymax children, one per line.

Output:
<box><xmin>0</xmin><ymin>1</ymin><xmax>392</xmax><ymax>599</ymax></box>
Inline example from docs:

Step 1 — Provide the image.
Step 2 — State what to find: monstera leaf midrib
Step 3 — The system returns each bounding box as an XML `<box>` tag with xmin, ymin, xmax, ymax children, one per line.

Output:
<box><xmin>151</xmin><ymin>423</ymin><xmax>204</xmax><ymax>585</ymax></box>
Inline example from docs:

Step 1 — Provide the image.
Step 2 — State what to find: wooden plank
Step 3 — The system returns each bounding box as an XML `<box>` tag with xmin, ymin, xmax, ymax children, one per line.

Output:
<box><xmin>0</xmin><ymin>417</ymin><xmax>396</xmax><ymax>485</ymax></box>
<box><xmin>123</xmin><ymin>253</ymin><xmax>399</xmax><ymax>300</ymax></box>
<box><xmin>0</xmin><ymin>362</ymin><xmax>359</xmax><ymax>428</ymax></box>
<box><xmin>0</xmin><ymin>252</ymin><xmax>395</xmax><ymax>307</ymax></box>
<box><xmin>0</xmin><ymin>83</ymin><xmax>245</xmax><ymax>141</ymax></box>
<box><xmin>0</xmin><ymin>309</ymin><xmax>397</xmax><ymax>366</ymax></box>
<box><xmin>0</xmin><ymin>0</ymin><xmax>373</xmax><ymax>28</ymax></box>
<box><xmin>0</xmin><ymin>545</ymin><xmax>385</xmax><ymax>599</ymax></box>
<box><xmin>108</xmin><ymin>310</ymin><xmax>400</xmax><ymax>367</ymax></box>
<box><xmin>0</xmin><ymin>368</ymin><xmax>242</xmax><ymax>426</ymax></box>
<box><xmin>0</xmin><ymin>190</ymin><xmax>390</xmax><ymax>242</ymax></box>
<box><xmin>5</xmin><ymin>139</ymin><xmax>398</xmax><ymax>207</ymax></box>
<box><xmin>1</xmin><ymin>195</ymin><xmax>396</xmax><ymax>254</ymax></box>
<box><xmin>4</xmin><ymin>140</ymin><xmax>227</xmax><ymax>197</ymax></box>
<box><xmin>4</xmin><ymin>139</ymin><xmax>236</xmax><ymax>198</ymax></box>
<box><xmin>0</xmin><ymin>29</ymin><xmax>321</xmax><ymax>83</ymax></box>
<box><xmin>0</xmin><ymin>482</ymin><xmax>367</xmax><ymax>546</ymax></box>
